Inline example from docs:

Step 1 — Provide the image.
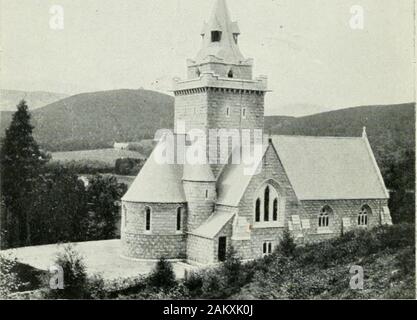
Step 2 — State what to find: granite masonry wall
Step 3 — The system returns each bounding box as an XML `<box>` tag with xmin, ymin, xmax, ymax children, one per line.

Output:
<box><xmin>232</xmin><ymin>143</ymin><xmax>302</xmax><ymax>259</ymax></box>
<box><xmin>299</xmin><ymin>199</ymin><xmax>389</xmax><ymax>243</ymax></box>
<box><xmin>187</xmin><ymin>62</ymin><xmax>253</xmax><ymax>80</ymax></box>
<box><xmin>174</xmin><ymin>85</ymin><xmax>265</xmax><ymax>177</ymax></box>
<box><xmin>183</xmin><ymin>181</ymin><xmax>216</xmax><ymax>232</ymax></box>
<box><xmin>187</xmin><ymin>234</ymin><xmax>215</xmax><ymax>265</ymax></box>
<box><xmin>121</xmin><ymin>201</ymin><xmax>187</xmax><ymax>259</ymax></box>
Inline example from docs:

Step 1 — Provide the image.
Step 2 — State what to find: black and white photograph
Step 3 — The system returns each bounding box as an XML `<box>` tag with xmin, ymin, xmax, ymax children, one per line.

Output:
<box><xmin>0</xmin><ymin>0</ymin><xmax>415</xmax><ymax>304</ymax></box>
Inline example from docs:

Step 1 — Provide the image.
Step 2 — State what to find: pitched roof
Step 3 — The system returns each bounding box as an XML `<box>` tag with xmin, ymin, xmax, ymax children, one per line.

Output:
<box><xmin>191</xmin><ymin>210</ymin><xmax>235</xmax><ymax>239</ymax></box>
<box><xmin>216</xmin><ymin>135</ymin><xmax>389</xmax><ymax>206</ymax></box>
<box><xmin>271</xmin><ymin>135</ymin><xmax>389</xmax><ymax>200</ymax></box>
<box><xmin>216</xmin><ymin>143</ymin><xmax>269</xmax><ymax>206</ymax></box>
<box><xmin>122</xmin><ymin>141</ymin><xmax>186</xmax><ymax>203</ymax></box>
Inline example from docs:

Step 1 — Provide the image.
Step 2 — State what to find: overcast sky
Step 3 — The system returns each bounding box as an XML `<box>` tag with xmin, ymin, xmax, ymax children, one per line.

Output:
<box><xmin>0</xmin><ymin>0</ymin><xmax>415</xmax><ymax>116</ymax></box>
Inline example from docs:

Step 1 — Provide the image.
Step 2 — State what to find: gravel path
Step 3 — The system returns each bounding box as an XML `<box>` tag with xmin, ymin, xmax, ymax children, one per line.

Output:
<box><xmin>2</xmin><ymin>240</ymin><xmax>199</xmax><ymax>281</ymax></box>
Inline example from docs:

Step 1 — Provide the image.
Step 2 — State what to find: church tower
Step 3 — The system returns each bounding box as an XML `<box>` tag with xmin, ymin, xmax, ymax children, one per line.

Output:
<box><xmin>173</xmin><ymin>0</ymin><xmax>268</xmax><ymax>177</ymax></box>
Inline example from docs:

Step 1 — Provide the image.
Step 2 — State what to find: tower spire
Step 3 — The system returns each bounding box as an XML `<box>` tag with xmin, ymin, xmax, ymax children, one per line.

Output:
<box><xmin>195</xmin><ymin>0</ymin><xmax>245</xmax><ymax>65</ymax></box>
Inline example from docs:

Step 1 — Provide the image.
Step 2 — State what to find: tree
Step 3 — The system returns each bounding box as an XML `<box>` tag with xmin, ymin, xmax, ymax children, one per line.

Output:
<box><xmin>86</xmin><ymin>175</ymin><xmax>127</xmax><ymax>240</ymax></box>
<box><xmin>30</xmin><ymin>165</ymin><xmax>89</xmax><ymax>245</ymax></box>
<box><xmin>386</xmin><ymin>150</ymin><xmax>415</xmax><ymax>224</ymax></box>
<box><xmin>148</xmin><ymin>257</ymin><xmax>177</xmax><ymax>290</ymax></box>
<box><xmin>0</xmin><ymin>100</ymin><xmax>48</xmax><ymax>247</ymax></box>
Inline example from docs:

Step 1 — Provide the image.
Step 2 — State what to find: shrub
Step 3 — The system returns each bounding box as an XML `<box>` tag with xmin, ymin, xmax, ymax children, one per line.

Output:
<box><xmin>276</xmin><ymin>230</ymin><xmax>296</xmax><ymax>257</ymax></box>
<box><xmin>200</xmin><ymin>270</ymin><xmax>227</xmax><ymax>299</ymax></box>
<box><xmin>85</xmin><ymin>274</ymin><xmax>107</xmax><ymax>299</ymax></box>
<box><xmin>0</xmin><ymin>253</ymin><xmax>25</xmax><ymax>298</ymax></box>
<box><xmin>222</xmin><ymin>247</ymin><xmax>245</xmax><ymax>291</ymax></box>
<box><xmin>115</xmin><ymin>158</ymin><xmax>142</xmax><ymax>176</ymax></box>
<box><xmin>183</xmin><ymin>271</ymin><xmax>204</xmax><ymax>297</ymax></box>
<box><xmin>147</xmin><ymin>257</ymin><xmax>177</xmax><ymax>290</ymax></box>
<box><xmin>44</xmin><ymin>244</ymin><xmax>88</xmax><ymax>299</ymax></box>
<box><xmin>395</xmin><ymin>246</ymin><xmax>415</xmax><ymax>276</ymax></box>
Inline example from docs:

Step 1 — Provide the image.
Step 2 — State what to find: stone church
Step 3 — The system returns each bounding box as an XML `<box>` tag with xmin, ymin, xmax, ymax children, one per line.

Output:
<box><xmin>121</xmin><ymin>0</ymin><xmax>392</xmax><ymax>265</ymax></box>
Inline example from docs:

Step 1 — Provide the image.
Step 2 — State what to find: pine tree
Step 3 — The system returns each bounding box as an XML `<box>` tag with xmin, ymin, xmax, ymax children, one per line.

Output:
<box><xmin>0</xmin><ymin>100</ymin><xmax>47</xmax><ymax>247</ymax></box>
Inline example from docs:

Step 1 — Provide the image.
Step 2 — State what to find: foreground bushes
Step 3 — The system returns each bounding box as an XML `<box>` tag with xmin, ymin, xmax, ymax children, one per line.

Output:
<box><xmin>3</xmin><ymin>223</ymin><xmax>414</xmax><ymax>300</ymax></box>
<box><xmin>43</xmin><ymin>245</ymin><xmax>106</xmax><ymax>299</ymax></box>
<box><xmin>116</xmin><ymin>223</ymin><xmax>415</xmax><ymax>300</ymax></box>
<box><xmin>185</xmin><ymin>224</ymin><xmax>415</xmax><ymax>300</ymax></box>
<box><xmin>237</xmin><ymin>223</ymin><xmax>415</xmax><ymax>299</ymax></box>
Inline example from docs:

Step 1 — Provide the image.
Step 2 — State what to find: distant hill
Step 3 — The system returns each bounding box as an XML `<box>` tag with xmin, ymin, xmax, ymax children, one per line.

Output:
<box><xmin>0</xmin><ymin>89</ymin><xmax>174</xmax><ymax>151</ymax></box>
<box><xmin>0</xmin><ymin>89</ymin><xmax>68</xmax><ymax>111</ymax></box>
<box><xmin>0</xmin><ymin>87</ymin><xmax>414</xmax><ymax>179</ymax></box>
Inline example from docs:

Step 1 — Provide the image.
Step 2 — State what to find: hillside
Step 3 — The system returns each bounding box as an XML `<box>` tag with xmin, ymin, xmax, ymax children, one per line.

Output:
<box><xmin>0</xmin><ymin>89</ymin><xmax>174</xmax><ymax>151</ymax></box>
<box><xmin>0</xmin><ymin>89</ymin><xmax>68</xmax><ymax>111</ymax></box>
<box><xmin>1</xmin><ymin>89</ymin><xmax>414</xmax><ymax>179</ymax></box>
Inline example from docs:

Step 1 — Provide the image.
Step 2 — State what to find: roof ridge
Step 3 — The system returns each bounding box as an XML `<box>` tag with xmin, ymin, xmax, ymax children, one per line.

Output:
<box><xmin>271</xmin><ymin>134</ymin><xmax>363</xmax><ymax>140</ymax></box>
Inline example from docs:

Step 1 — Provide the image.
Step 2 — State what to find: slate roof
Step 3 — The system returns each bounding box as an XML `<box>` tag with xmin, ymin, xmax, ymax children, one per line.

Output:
<box><xmin>271</xmin><ymin>135</ymin><xmax>389</xmax><ymax>200</ymax></box>
<box><xmin>191</xmin><ymin>210</ymin><xmax>235</xmax><ymax>239</ymax></box>
<box><xmin>216</xmin><ymin>135</ymin><xmax>389</xmax><ymax>206</ymax></box>
<box><xmin>122</xmin><ymin>141</ymin><xmax>186</xmax><ymax>203</ymax></box>
<box><xmin>216</xmin><ymin>143</ymin><xmax>268</xmax><ymax>206</ymax></box>
<box><xmin>123</xmin><ymin>134</ymin><xmax>389</xmax><ymax>205</ymax></box>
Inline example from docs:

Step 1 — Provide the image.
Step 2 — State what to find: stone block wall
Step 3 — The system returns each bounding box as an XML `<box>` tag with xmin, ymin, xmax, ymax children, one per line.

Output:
<box><xmin>238</xmin><ymin>144</ymin><xmax>301</xmax><ymax>219</ymax></box>
<box><xmin>207</xmin><ymin>88</ymin><xmax>265</xmax><ymax>176</ymax></box>
<box><xmin>183</xmin><ymin>181</ymin><xmax>216</xmax><ymax>231</ymax></box>
<box><xmin>121</xmin><ymin>201</ymin><xmax>187</xmax><ymax>259</ymax></box>
<box><xmin>299</xmin><ymin>199</ymin><xmax>388</xmax><ymax>243</ymax></box>
<box><xmin>232</xmin><ymin>228</ymin><xmax>285</xmax><ymax>260</ymax></box>
<box><xmin>174</xmin><ymin>90</ymin><xmax>209</xmax><ymax>134</ymax></box>
<box><xmin>187</xmin><ymin>62</ymin><xmax>253</xmax><ymax>80</ymax></box>
<box><xmin>187</xmin><ymin>234</ymin><xmax>214</xmax><ymax>265</ymax></box>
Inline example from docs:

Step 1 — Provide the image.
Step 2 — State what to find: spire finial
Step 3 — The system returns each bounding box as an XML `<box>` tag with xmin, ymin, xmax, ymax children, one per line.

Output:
<box><xmin>362</xmin><ymin>126</ymin><xmax>367</xmax><ymax>138</ymax></box>
<box><xmin>195</xmin><ymin>0</ymin><xmax>245</xmax><ymax>65</ymax></box>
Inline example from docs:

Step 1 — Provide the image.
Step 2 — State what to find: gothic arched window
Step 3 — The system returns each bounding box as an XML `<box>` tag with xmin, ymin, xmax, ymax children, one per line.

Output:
<box><xmin>255</xmin><ymin>198</ymin><xmax>261</xmax><ymax>222</ymax></box>
<box><xmin>318</xmin><ymin>206</ymin><xmax>332</xmax><ymax>227</ymax></box>
<box><xmin>254</xmin><ymin>183</ymin><xmax>280</xmax><ymax>224</ymax></box>
<box><xmin>358</xmin><ymin>205</ymin><xmax>371</xmax><ymax>226</ymax></box>
<box><xmin>264</xmin><ymin>186</ymin><xmax>270</xmax><ymax>222</ymax></box>
<box><xmin>273</xmin><ymin>198</ymin><xmax>278</xmax><ymax>221</ymax></box>
<box><xmin>145</xmin><ymin>206</ymin><xmax>152</xmax><ymax>231</ymax></box>
<box><xmin>228</xmin><ymin>69</ymin><xmax>234</xmax><ymax>78</ymax></box>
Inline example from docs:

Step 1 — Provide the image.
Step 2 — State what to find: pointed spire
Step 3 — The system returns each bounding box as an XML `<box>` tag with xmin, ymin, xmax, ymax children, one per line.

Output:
<box><xmin>195</xmin><ymin>0</ymin><xmax>246</xmax><ymax>65</ymax></box>
<box><xmin>208</xmin><ymin>0</ymin><xmax>232</xmax><ymax>31</ymax></box>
